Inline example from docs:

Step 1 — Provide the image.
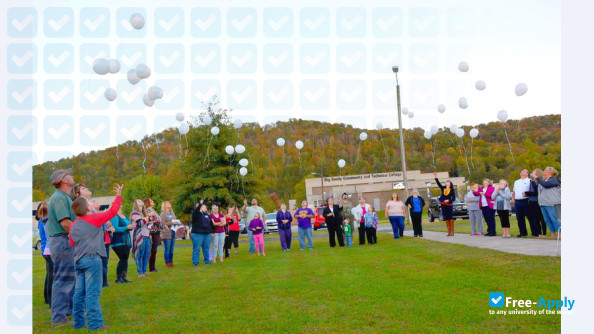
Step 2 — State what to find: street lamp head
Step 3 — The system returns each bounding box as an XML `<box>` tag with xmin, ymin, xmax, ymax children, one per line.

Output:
<box><xmin>392</xmin><ymin>66</ymin><xmax>399</xmax><ymax>73</ymax></box>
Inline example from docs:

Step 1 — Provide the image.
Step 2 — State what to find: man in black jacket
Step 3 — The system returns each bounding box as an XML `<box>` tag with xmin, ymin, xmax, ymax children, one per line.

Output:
<box><xmin>323</xmin><ymin>197</ymin><xmax>345</xmax><ymax>247</ymax></box>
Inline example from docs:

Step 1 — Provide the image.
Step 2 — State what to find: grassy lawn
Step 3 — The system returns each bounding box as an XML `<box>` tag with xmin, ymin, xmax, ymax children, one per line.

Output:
<box><xmin>33</xmin><ymin>233</ymin><xmax>560</xmax><ymax>333</ymax></box>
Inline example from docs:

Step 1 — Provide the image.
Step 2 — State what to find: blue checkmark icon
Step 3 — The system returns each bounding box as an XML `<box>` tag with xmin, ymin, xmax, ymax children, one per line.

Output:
<box><xmin>489</xmin><ymin>292</ymin><xmax>505</xmax><ymax>307</ymax></box>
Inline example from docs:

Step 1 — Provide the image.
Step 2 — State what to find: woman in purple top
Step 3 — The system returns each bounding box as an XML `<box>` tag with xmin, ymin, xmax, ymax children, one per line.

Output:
<box><xmin>249</xmin><ymin>213</ymin><xmax>265</xmax><ymax>256</ymax></box>
<box><xmin>294</xmin><ymin>200</ymin><xmax>315</xmax><ymax>250</ymax></box>
<box><xmin>210</xmin><ymin>205</ymin><xmax>226</xmax><ymax>263</ymax></box>
<box><xmin>476</xmin><ymin>179</ymin><xmax>497</xmax><ymax>236</ymax></box>
<box><xmin>276</xmin><ymin>203</ymin><xmax>293</xmax><ymax>251</ymax></box>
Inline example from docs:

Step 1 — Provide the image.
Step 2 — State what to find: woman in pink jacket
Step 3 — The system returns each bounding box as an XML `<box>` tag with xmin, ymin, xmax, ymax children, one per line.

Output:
<box><xmin>475</xmin><ymin>179</ymin><xmax>497</xmax><ymax>236</ymax></box>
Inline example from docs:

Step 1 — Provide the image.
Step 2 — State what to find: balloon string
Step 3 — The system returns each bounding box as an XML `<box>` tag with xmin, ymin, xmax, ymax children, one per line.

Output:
<box><xmin>378</xmin><ymin>132</ymin><xmax>388</xmax><ymax>162</ymax></box>
<box><xmin>298</xmin><ymin>151</ymin><xmax>301</xmax><ymax>171</ymax></box>
<box><xmin>241</xmin><ymin>176</ymin><xmax>246</xmax><ymax>198</ymax></box>
<box><xmin>178</xmin><ymin>134</ymin><xmax>182</xmax><ymax>159</ymax></box>
<box><xmin>470</xmin><ymin>138</ymin><xmax>476</xmax><ymax>170</ymax></box>
<box><xmin>204</xmin><ymin>136</ymin><xmax>212</xmax><ymax>167</ymax></box>
<box><xmin>141</xmin><ymin>141</ymin><xmax>147</xmax><ymax>174</ymax></box>
<box><xmin>184</xmin><ymin>134</ymin><xmax>189</xmax><ymax>156</ymax></box>
<box><xmin>430</xmin><ymin>139</ymin><xmax>436</xmax><ymax>169</ymax></box>
<box><xmin>461</xmin><ymin>138</ymin><xmax>472</xmax><ymax>181</ymax></box>
<box><xmin>282</xmin><ymin>146</ymin><xmax>285</xmax><ymax>165</ymax></box>
<box><xmin>502</xmin><ymin>123</ymin><xmax>516</xmax><ymax>165</ymax></box>
<box><xmin>354</xmin><ymin>142</ymin><xmax>361</xmax><ymax>166</ymax></box>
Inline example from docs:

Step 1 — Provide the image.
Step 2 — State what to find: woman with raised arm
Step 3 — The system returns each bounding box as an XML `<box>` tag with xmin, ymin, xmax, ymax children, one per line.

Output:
<box><xmin>433</xmin><ymin>172</ymin><xmax>456</xmax><ymax>236</ymax></box>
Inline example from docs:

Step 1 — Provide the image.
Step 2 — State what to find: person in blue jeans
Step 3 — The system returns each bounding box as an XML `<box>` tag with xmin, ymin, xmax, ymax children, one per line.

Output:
<box><xmin>130</xmin><ymin>199</ymin><xmax>152</xmax><ymax>277</ymax></box>
<box><xmin>385</xmin><ymin>193</ymin><xmax>406</xmax><ymax>239</ymax></box>
<box><xmin>535</xmin><ymin>167</ymin><xmax>562</xmax><ymax>239</ymax></box>
<box><xmin>69</xmin><ymin>184</ymin><xmax>122</xmax><ymax>330</ymax></box>
<box><xmin>190</xmin><ymin>203</ymin><xmax>214</xmax><ymax>265</ymax></box>
<box><xmin>160</xmin><ymin>201</ymin><xmax>179</xmax><ymax>267</ymax></box>
<box><xmin>343</xmin><ymin>219</ymin><xmax>353</xmax><ymax>247</ymax></box>
<box><xmin>294</xmin><ymin>201</ymin><xmax>315</xmax><ymax>250</ymax></box>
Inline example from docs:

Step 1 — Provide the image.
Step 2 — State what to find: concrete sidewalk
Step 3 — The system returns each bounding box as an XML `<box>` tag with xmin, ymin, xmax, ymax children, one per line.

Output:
<box><xmin>400</xmin><ymin>230</ymin><xmax>561</xmax><ymax>257</ymax></box>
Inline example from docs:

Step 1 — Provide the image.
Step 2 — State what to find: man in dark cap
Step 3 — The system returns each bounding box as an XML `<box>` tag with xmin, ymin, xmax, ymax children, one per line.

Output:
<box><xmin>46</xmin><ymin>168</ymin><xmax>77</xmax><ymax>327</ymax></box>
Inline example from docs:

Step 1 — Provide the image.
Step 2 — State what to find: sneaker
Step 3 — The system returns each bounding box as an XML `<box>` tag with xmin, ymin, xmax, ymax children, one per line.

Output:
<box><xmin>419</xmin><ymin>235</ymin><xmax>423</xmax><ymax>238</ymax></box>
<box><xmin>51</xmin><ymin>319</ymin><xmax>72</xmax><ymax>327</ymax></box>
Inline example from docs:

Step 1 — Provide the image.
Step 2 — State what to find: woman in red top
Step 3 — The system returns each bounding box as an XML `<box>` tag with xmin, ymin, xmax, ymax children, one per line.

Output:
<box><xmin>224</xmin><ymin>206</ymin><xmax>242</xmax><ymax>257</ymax></box>
<box><xmin>210</xmin><ymin>205</ymin><xmax>226</xmax><ymax>263</ymax></box>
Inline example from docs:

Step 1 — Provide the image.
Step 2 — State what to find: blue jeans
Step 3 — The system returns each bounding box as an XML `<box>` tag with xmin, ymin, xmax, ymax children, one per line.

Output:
<box><xmin>298</xmin><ymin>227</ymin><xmax>313</xmax><ymax>250</ymax></box>
<box><xmin>190</xmin><ymin>233</ymin><xmax>211</xmax><ymax>265</ymax></box>
<box><xmin>49</xmin><ymin>235</ymin><xmax>75</xmax><ymax>324</ymax></box>
<box><xmin>163</xmin><ymin>233</ymin><xmax>175</xmax><ymax>263</ymax></box>
<box><xmin>345</xmin><ymin>235</ymin><xmax>353</xmax><ymax>247</ymax></box>
<box><xmin>213</xmin><ymin>232</ymin><xmax>225</xmax><ymax>260</ymax></box>
<box><xmin>247</xmin><ymin>229</ymin><xmax>256</xmax><ymax>253</ymax></box>
<box><xmin>73</xmin><ymin>254</ymin><xmax>103</xmax><ymax>330</ymax></box>
<box><xmin>388</xmin><ymin>216</ymin><xmax>405</xmax><ymax>239</ymax></box>
<box><xmin>541</xmin><ymin>206</ymin><xmax>561</xmax><ymax>233</ymax></box>
<box><xmin>135</xmin><ymin>237</ymin><xmax>151</xmax><ymax>275</ymax></box>
<box><xmin>102</xmin><ymin>244</ymin><xmax>109</xmax><ymax>286</ymax></box>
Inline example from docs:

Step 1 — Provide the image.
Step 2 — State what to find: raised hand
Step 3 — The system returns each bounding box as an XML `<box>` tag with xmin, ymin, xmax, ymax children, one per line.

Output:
<box><xmin>113</xmin><ymin>183</ymin><xmax>123</xmax><ymax>195</ymax></box>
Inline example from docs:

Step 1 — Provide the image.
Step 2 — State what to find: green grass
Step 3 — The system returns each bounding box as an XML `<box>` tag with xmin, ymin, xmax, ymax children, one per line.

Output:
<box><xmin>33</xmin><ymin>233</ymin><xmax>560</xmax><ymax>333</ymax></box>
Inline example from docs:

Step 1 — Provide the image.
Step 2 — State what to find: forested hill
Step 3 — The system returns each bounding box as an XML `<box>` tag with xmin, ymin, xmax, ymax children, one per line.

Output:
<box><xmin>33</xmin><ymin>113</ymin><xmax>560</xmax><ymax>214</ymax></box>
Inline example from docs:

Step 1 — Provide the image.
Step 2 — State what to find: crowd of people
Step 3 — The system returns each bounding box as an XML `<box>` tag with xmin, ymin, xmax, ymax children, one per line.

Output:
<box><xmin>35</xmin><ymin>166</ymin><xmax>561</xmax><ymax>330</ymax></box>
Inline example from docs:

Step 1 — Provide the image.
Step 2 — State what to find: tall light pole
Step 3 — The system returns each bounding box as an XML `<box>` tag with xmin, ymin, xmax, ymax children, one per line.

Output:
<box><xmin>393</xmin><ymin>66</ymin><xmax>410</xmax><ymax>223</ymax></box>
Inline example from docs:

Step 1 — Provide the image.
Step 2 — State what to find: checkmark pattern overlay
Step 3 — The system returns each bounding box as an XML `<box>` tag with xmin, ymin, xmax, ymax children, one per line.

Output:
<box><xmin>1</xmin><ymin>2</ymin><xmax>485</xmax><ymax>328</ymax></box>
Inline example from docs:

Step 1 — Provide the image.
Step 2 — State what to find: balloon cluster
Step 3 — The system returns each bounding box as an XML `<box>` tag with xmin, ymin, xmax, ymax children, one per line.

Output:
<box><xmin>92</xmin><ymin>13</ymin><xmax>165</xmax><ymax>108</ymax></box>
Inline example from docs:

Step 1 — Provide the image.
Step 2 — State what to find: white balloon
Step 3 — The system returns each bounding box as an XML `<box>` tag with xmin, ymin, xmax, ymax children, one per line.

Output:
<box><xmin>515</xmin><ymin>83</ymin><xmax>528</xmax><ymax>96</ymax></box>
<box><xmin>130</xmin><ymin>13</ymin><xmax>145</xmax><ymax>30</ymax></box>
<box><xmin>148</xmin><ymin>86</ymin><xmax>163</xmax><ymax>100</ymax></box>
<box><xmin>458</xmin><ymin>61</ymin><xmax>469</xmax><ymax>72</ymax></box>
<box><xmin>407</xmin><ymin>111</ymin><xmax>414</xmax><ymax>119</ymax></box>
<box><xmin>127</xmin><ymin>69</ymin><xmax>140</xmax><ymax>85</ymax></box>
<box><xmin>475</xmin><ymin>80</ymin><xmax>486</xmax><ymax>91</ymax></box>
<box><xmin>143</xmin><ymin>94</ymin><xmax>154</xmax><ymax>107</ymax></box>
<box><xmin>401</xmin><ymin>107</ymin><xmax>409</xmax><ymax>115</ymax></box>
<box><xmin>225</xmin><ymin>145</ymin><xmax>235</xmax><ymax>155</ymax></box>
<box><xmin>456</xmin><ymin>128</ymin><xmax>465</xmax><ymax>138</ymax></box>
<box><xmin>497</xmin><ymin>110</ymin><xmax>508</xmax><ymax>122</ymax></box>
<box><xmin>337</xmin><ymin>159</ymin><xmax>346</xmax><ymax>168</ymax></box>
<box><xmin>450</xmin><ymin>124</ymin><xmax>458</xmax><ymax>133</ymax></box>
<box><xmin>210</xmin><ymin>126</ymin><xmax>219</xmax><ymax>136</ymax></box>
<box><xmin>437</xmin><ymin>104</ymin><xmax>446</xmax><ymax>113</ymax></box>
<box><xmin>109</xmin><ymin>59</ymin><xmax>120</xmax><ymax>74</ymax></box>
<box><xmin>430</xmin><ymin>125</ymin><xmax>439</xmax><ymax>135</ymax></box>
<box><xmin>276</xmin><ymin>138</ymin><xmax>285</xmax><ymax>146</ymax></box>
<box><xmin>104</xmin><ymin>88</ymin><xmax>117</xmax><ymax>101</ymax></box>
<box><xmin>239</xmin><ymin>167</ymin><xmax>248</xmax><ymax>176</ymax></box>
<box><xmin>239</xmin><ymin>158</ymin><xmax>249</xmax><ymax>167</ymax></box>
<box><xmin>359</xmin><ymin>132</ymin><xmax>368</xmax><ymax>141</ymax></box>
<box><xmin>376</xmin><ymin>122</ymin><xmax>383</xmax><ymax>130</ymax></box>
<box><xmin>175</xmin><ymin>112</ymin><xmax>184</xmax><ymax>122</ymax></box>
<box><xmin>469</xmin><ymin>128</ymin><xmax>479</xmax><ymax>138</ymax></box>
<box><xmin>295</xmin><ymin>140</ymin><xmax>304</xmax><ymax>150</ymax></box>
<box><xmin>235</xmin><ymin>144</ymin><xmax>246</xmax><ymax>154</ymax></box>
<box><xmin>179</xmin><ymin>123</ymin><xmax>189</xmax><ymax>135</ymax></box>
<box><xmin>92</xmin><ymin>58</ymin><xmax>109</xmax><ymax>75</ymax></box>
<box><xmin>233</xmin><ymin>119</ymin><xmax>243</xmax><ymax>129</ymax></box>
<box><xmin>135</xmin><ymin>64</ymin><xmax>151</xmax><ymax>79</ymax></box>
<box><xmin>458</xmin><ymin>97</ymin><xmax>468</xmax><ymax>109</ymax></box>
<box><xmin>424</xmin><ymin>130</ymin><xmax>432</xmax><ymax>140</ymax></box>
<box><xmin>202</xmin><ymin>115</ymin><xmax>212</xmax><ymax>125</ymax></box>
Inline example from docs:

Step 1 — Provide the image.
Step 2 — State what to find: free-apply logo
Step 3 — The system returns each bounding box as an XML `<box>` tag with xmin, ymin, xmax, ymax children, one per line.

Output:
<box><xmin>489</xmin><ymin>292</ymin><xmax>576</xmax><ymax>312</ymax></box>
<box><xmin>489</xmin><ymin>292</ymin><xmax>504</xmax><ymax>307</ymax></box>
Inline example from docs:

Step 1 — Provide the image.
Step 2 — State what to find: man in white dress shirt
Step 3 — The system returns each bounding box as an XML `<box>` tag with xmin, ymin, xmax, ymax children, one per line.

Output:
<box><xmin>512</xmin><ymin>169</ymin><xmax>539</xmax><ymax>237</ymax></box>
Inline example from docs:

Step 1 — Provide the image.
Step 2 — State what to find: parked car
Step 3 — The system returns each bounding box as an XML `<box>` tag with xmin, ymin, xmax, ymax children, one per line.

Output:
<box><xmin>265</xmin><ymin>213</ymin><xmax>278</xmax><ymax>233</ymax></box>
<box><xmin>239</xmin><ymin>220</ymin><xmax>247</xmax><ymax>234</ymax></box>
<box><xmin>314</xmin><ymin>207</ymin><xmax>327</xmax><ymax>230</ymax></box>
<box><xmin>33</xmin><ymin>230</ymin><xmax>41</xmax><ymax>250</ymax></box>
<box><xmin>428</xmin><ymin>197</ymin><xmax>469</xmax><ymax>222</ymax></box>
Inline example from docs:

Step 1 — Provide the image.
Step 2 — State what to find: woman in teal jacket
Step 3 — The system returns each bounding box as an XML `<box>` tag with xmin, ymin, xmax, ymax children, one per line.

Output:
<box><xmin>110</xmin><ymin>207</ymin><xmax>135</xmax><ymax>283</ymax></box>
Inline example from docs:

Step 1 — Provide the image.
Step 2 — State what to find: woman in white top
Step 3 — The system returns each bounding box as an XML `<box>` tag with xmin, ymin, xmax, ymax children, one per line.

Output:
<box><xmin>351</xmin><ymin>197</ymin><xmax>371</xmax><ymax>245</ymax></box>
<box><xmin>385</xmin><ymin>193</ymin><xmax>407</xmax><ymax>239</ymax></box>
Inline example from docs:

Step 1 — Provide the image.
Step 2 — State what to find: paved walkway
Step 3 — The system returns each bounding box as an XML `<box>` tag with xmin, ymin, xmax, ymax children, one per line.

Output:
<box><xmin>400</xmin><ymin>230</ymin><xmax>560</xmax><ymax>257</ymax></box>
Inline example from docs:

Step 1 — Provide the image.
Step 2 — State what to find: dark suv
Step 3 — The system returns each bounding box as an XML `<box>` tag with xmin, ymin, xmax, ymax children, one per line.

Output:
<box><xmin>428</xmin><ymin>197</ymin><xmax>469</xmax><ymax>222</ymax></box>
